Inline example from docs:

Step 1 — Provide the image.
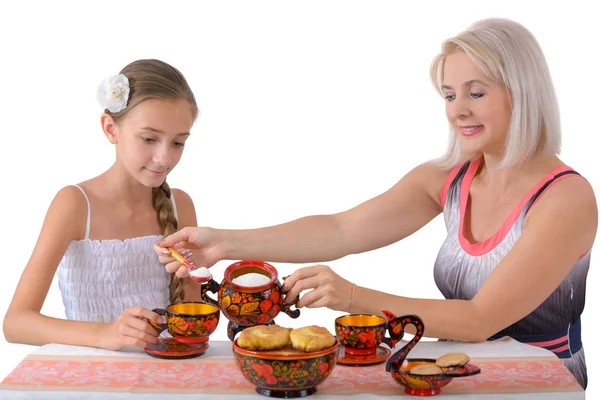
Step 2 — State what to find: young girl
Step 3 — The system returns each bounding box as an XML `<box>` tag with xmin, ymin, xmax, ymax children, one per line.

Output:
<box><xmin>3</xmin><ymin>59</ymin><xmax>200</xmax><ymax>351</ymax></box>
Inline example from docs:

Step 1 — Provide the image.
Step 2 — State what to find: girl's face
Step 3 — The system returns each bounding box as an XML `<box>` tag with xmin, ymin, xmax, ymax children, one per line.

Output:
<box><xmin>442</xmin><ymin>51</ymin><xmax>512</xmax><ymax>158</ymax></box>
<box><xmin>109</xmin><ymin>98</ymin><xmax>194</xmax><ymax>187</ymax></box>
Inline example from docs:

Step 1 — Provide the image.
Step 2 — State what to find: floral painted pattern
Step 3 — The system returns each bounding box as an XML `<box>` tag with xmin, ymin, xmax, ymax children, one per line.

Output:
<box><xmin>233</xmin><ymin>352</ymin><xmax>337</xmax><ymax>391</ymax></box>
<box><xmin>390</xmin><ymin>361</ymin><xmax>453</xmax><ymax>391</ymax></box>
<box><xmin>218</xmin><ymin>283</ymin><xmax>284</xmax><ymax>326</ymax></box>
<box><xmin>167</xmin><ymin>313</ymin><xmax>219</xmax><ymax>338</ymax></box>
<box><xmin>335</xmin><ymin>324</ymin><xmax>384</xmax><ymax>349</ymax></box>
<box><xmin>200</xmin><ymin>262</ymin><xmax>301</xmax><ymax>341</ymax></box>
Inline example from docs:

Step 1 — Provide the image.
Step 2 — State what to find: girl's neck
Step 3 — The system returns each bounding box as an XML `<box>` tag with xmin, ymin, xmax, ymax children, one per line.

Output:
<box><xmin>99</xmin><ymin>162</ymin><xmax>155</xmax><ymax>206</ymax></box>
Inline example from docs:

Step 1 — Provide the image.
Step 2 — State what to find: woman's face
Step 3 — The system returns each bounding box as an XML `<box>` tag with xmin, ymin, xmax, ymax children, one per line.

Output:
<box><xmin>442</xmin><ymin>51</ymin><xmax>511</xmax><ymax>158</ymax></box>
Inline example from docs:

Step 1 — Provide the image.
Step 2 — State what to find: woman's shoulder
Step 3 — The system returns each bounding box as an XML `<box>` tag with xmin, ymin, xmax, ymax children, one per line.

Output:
<box><xmin>409</xmin><ymin>160</ymin><xmax>461</xmax><ymax>184</ymax></box>
<box><xmin>532</xmin><ymin>168</ymin><xmax>596</xmax><ymax>210</ymax></box>
<box><xmin>408</xmin><ymin>160</ymin><xmax>467</xmax><ymax>208</ymax></box>
<box><xmin>528</xmin><ymin>158</ymin><xmax>596</xmax><ymax>207</ymax></box>
<box><xmin>525</xmin><ymin>162</ymin><xmax>597</xmax><ymax>250</ymax></box>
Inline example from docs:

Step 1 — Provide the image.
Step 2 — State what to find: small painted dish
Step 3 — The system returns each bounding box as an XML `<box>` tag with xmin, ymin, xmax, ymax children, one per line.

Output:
<box><xmin>381</xmin><ymin>311</ymin><xmax>481</xmax><ymax>396</ymax></box>
<box><xmin>144</xmin><ymin>337</ymin><xmax>209</xmax><ymax>359</ymax></box>
<box><xmin>390</xmin><ymin>358</ymin><xmax>481</xmax><ymax>396</ymax></box>
<box><xmin>337</xmin><ymin>345</ymin><xmax>391</xmax><ymax>367</ymax></box>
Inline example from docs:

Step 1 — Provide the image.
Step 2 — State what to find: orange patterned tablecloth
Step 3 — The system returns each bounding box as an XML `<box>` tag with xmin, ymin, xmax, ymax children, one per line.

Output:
<box><xmin>0</xmin><ymin>340</ymin><xmax>584</xmax><ymax>399</ymax></box>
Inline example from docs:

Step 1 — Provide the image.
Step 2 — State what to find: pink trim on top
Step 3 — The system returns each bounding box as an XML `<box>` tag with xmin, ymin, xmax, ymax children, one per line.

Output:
<box><xmin>549</xmin><ymin>344</ymin><xmax>570</xmax><ymax>353</ymax></box>
<box><xmin>458</xmin><ymin>159</ymin><xmax>575</xmax><ymax>256</ymax></box>
<box><xmin>527</xmin><ymin>174</ymin><xmax>589</xmax><ymax>212</ymax></box>
<box><xmin>526</xmin><ymin>338</ymin><xmax>569</xmax><ymax>353</ymax></box>
<box><xmin>526</xmin><ymin>335</ymin><xmax>568</xmax><ymax>347</ymax></box>
<box><xmin>440</xmin><ymin>163</ymin><xmax>465</xmax><ymax>208</ymax></box>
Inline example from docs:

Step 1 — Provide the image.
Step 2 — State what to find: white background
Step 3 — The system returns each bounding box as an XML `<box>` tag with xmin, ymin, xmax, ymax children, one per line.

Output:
<box><xmin>1</xmin><ymin>0</ymin><xmax>598</xmax><ymax>394</ymax></box>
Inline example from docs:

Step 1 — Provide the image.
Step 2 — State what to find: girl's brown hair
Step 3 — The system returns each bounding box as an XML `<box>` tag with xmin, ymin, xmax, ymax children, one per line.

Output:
<box><xmin>104</xmin><ymin>59</ymin><xmax>199</xmax><ymax>303</ymax></box>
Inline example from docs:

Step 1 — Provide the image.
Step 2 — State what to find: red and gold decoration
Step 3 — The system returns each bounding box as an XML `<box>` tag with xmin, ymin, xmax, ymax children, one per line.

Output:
<box><xmin>151</xmin><ymin>302</ymin><xmax>220</xmax><ymax>344</ymax></box>
<box><xmin>232</xmin><ymin>339</ymin><xmax>340</xmax><ymax>398</ymax></box>
<box><xmin>144</xmin><ymin>338</ymin><xmax>209</xmax><ymax>360</ymax></box>
<box><xmin>383</xmin><ymin>311</ymin><xmax>481</xmax><ymax>396</ymax></box>
<box><xmin>201</xmin><ymin>260</ymin><xmax>300</xmax><ymax>341</ymax></box>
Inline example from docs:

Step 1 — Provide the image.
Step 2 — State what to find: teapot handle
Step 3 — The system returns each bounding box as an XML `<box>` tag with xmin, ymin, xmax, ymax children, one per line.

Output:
<box><xmin>200</xmin><ymin>279</ymin><xmax>220</xmax><ymax>307</ymax></box>
<box><xmin>382</xmin><ymin>310</ymin><xmax>425</xmax><ymax>372</ymax></box>
<box><xmin>276</xmin><ymin>279</ymin><xmax>300</xmax><ymax>319</ymax></box>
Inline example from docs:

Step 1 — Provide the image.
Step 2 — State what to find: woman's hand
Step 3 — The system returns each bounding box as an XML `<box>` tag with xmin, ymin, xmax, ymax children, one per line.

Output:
<box><xmin>281</xmin><ymin>265</ymin><xmax>355</xmax><ymax>312</ymax></box>
<box><xmin>97</xmin><ymin>307</ymin><xmax>162</xmax><ymax>350</ymax></box>
<box><xmin>154</xmin><ymin>227</ymin><xmax>225</xmax><ymax>278</ymax></box>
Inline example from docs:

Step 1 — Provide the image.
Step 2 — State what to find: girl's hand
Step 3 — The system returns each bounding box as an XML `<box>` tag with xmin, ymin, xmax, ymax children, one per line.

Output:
<box><xmin>97</xmin><ymin>307</ymin><xmax>162</xmax><ymax>350</ymax></box>
<box><xmin>154</xmin><ymin>227</ymin><xmax>225</xmax><ymax>278</ymax></box>
<box><xmin>281</xmin><ymin>265</ymin><xmax>355</xmax><ymax>312</ymax></box>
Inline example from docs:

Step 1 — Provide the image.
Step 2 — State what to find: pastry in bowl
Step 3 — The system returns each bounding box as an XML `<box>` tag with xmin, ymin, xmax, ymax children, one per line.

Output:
<box><xmin>436</xmin><ymin>352</ymin><xmax>470</xmax><ymax>370</ymax></box>
<box><xmin>237</xmin><ymin>325</ymin><xmax>291</xmax><ymax>351</ymax></box>
<box><xmin>410</xmin><ymin>363</ymin><xmax>444</xmax><ymax>375</ymax></box>
<box><xmin>233</xmin><ymin>338</ymin><xmax>340</xmax><ymax>397</ymax></box>
<box><xmin>290</xmin><ymin>325</ymin><xmax>337</xmax><ymax>352</ymax></box>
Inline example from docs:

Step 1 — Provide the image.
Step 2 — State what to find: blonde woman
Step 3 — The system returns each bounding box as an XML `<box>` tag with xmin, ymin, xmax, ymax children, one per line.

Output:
<box><xmin>156</xmin><ymin>19</ymin><xmax>595</xmax><ymax>387</ymax></box>
<box><xmin>4</xmin><ymin>60</ymin><xmax>201</xmax><ymax>351</ymax></box>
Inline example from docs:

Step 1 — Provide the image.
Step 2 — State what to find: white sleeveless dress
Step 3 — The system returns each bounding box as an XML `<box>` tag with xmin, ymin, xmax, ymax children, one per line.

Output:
<box><xmin>56</xmin><ymin>185</ymin><xmax>174</xmax><ymax>323</ymax></box>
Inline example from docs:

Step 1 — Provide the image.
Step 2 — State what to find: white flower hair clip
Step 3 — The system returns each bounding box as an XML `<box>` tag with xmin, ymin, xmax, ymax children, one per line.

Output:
<box><xmin>97</xmin><ymin>74</ymin><xmax>130</xmax><ymax>113</ymax></box>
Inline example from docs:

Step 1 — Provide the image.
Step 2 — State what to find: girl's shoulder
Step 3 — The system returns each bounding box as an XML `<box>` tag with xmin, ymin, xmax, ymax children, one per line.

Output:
<box><xmin>170</xmin><ymin>188</ymin><xmax>197</xmax><ymax>227</ymax></box>
<box><xmin>43</xmin><ymin>185</ymin><xmax>90</xmax><ymax>241</ymax></box>
<box><xmin>52</xmin><ymin>185</ymin><xmax>90</xmax><ymax>212</ymax></box>
<box><xmin>170</xmin><ymin>188</ymin><xmax>194</xmax><ymax>207</ymax></box>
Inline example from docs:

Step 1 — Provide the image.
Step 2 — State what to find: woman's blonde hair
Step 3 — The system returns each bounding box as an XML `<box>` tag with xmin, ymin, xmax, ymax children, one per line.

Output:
<box><xmin>105</xmin><ymin>59</ymin><xmax>199</xmax><ymax>304</ymax></box>
<box><xmin>430</xmin><ymin>18</ymin><xmax>561</xmax><ymax>169</ymax></box>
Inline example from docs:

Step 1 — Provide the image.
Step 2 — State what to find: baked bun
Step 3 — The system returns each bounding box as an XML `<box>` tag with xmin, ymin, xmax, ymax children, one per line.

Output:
<box><xmin>289</xmin><ymin>325</ymin><xmax>336</xmax><ymax>352</ymax></box>
<box><xmin>435</xmin><ymin>352</ymin><xmax>470</xmax><ymax>368</ymax></box>
<box><xmin>410</xmin><ymin>364</ymin><xmax>444</xmax><ymax>375</ymax></box>
<box><xmin>237</xmin><ymin>325</ymin><xmax>291</xmax><ymax>351</ymax></box>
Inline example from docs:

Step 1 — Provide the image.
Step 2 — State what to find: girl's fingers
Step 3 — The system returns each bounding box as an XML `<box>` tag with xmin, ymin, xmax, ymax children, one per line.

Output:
<box><xmin>121</xmin><ymin>326</ymin><xmax>158</xmax><ymax>344</ymax></box>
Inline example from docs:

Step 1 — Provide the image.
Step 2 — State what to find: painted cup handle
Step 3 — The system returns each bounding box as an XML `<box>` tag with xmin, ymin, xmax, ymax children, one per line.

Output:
<box><xmin>382</xmin><ymin>333</ymin><xmax>395</xmax><ymax>348</ymax></box>
<box><xmin>382</xmin><ymin>310</ymin><xmax>425</xmax><ymax>372</ymax></box>
<box><xmin>200</xmin><ymin>279</ymin><xmax>220</xmax><ymax>307</ymax></box>
<box><xmin>149</xmin><ymin>308</ymin><xmax>168</xmax><ymax>334</ymax></box>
